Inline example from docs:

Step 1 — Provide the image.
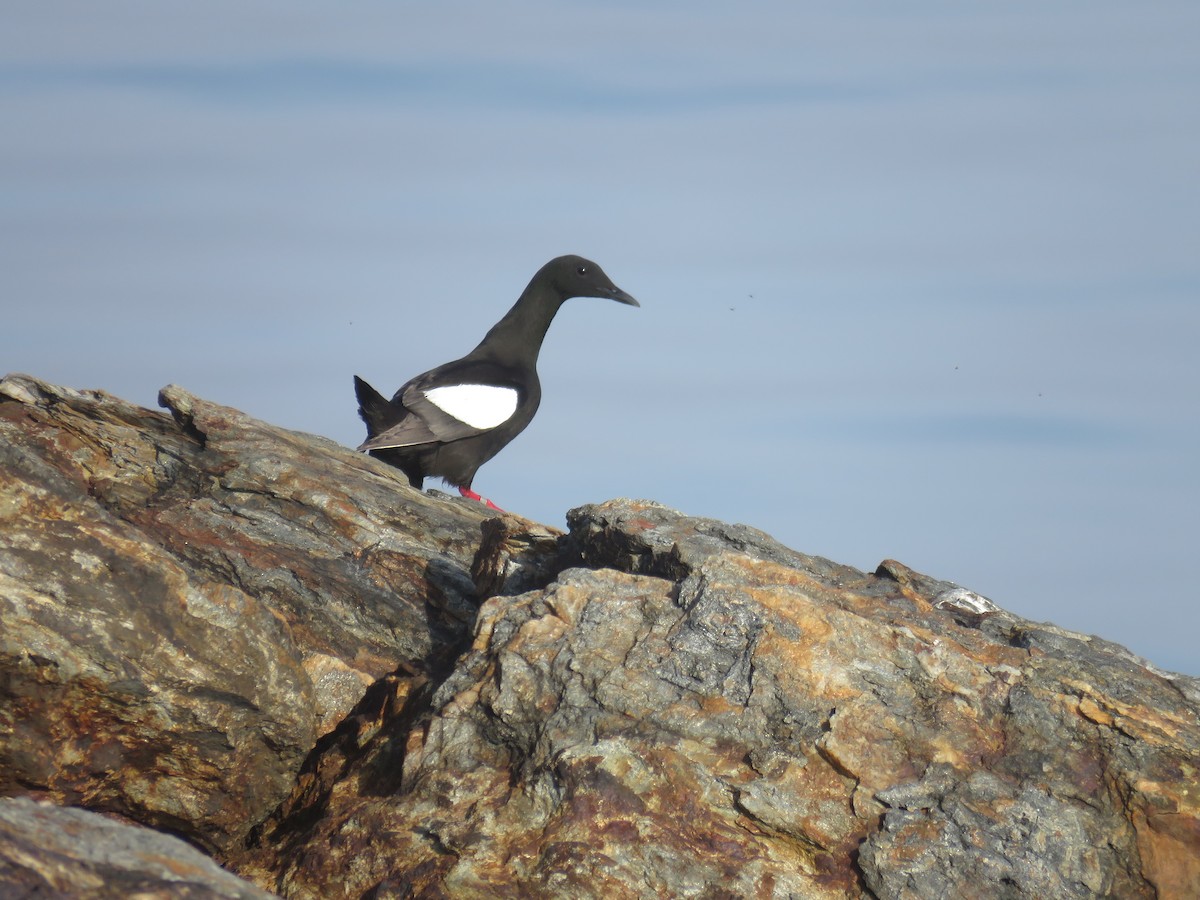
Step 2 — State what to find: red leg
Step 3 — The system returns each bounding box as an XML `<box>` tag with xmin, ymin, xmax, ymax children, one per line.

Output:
<box><xmin>458</xmin><ymin>485</ymin><xmax>503</xmax><ymax>511</ymax></box>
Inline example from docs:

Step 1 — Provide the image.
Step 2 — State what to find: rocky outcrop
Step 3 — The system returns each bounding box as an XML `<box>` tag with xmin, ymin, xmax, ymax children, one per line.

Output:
<box><xmin>2</xmin><ymin>373</ymin><xmax>1199</xmax><ymax>898</ymax></box>
<box><xmin>0</xmin><ymin>373</ymin><xmax>492</xmax><ymax>858</ymax></box>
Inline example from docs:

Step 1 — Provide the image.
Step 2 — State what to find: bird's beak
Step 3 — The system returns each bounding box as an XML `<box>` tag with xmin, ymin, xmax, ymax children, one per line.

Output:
<box><xmin>605</xmin><ymin>287</ymin><xmax>640</xmax><ymax>307</ymax></box>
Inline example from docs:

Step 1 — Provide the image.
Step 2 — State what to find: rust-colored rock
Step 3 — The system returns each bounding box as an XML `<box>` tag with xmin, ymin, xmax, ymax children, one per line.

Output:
<box><xmin>0</xmin><ymin>374</ymin><xmax>491</xmax><ymax>856</ymax></box>
<box><xmin>3</xmin><ymin>376</ymin><xmax>1199</xmax><ymax>898</ymax></box>
<box><xmin>242</xmin><ymin>500</ymin><xmax>1200</xmax><ymax>899</ymax></box>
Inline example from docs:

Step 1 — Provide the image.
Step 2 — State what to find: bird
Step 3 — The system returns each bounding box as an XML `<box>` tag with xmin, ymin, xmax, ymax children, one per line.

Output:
<box><xmin>354</xmin><ymin>254</ymin><xmax>638</xmax><ymax>509</ymax></box>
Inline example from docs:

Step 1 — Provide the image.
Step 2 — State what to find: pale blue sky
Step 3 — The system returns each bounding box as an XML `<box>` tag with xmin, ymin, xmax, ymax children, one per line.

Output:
<box><xmin>3</xmin><ymin>2</ymin><xmax>1198</xmax><ymax>675</ymax></box>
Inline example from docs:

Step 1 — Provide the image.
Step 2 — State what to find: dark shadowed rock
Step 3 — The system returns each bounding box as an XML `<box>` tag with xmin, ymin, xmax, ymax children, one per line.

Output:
<box><xmin>3</xmin><ymin>376</ymin><xmax>1199</xmax><ymax>898</ymax></box>
<box><xmin>472</xmin><ymin>513</ymin><xmax>562</xmax><ymax>598</ymax></box>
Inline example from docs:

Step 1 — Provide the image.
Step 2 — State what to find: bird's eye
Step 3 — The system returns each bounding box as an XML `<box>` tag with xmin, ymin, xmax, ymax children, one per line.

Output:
<box><xmin>576</xmin><ymin>265</ymin><xmax>589</xmax><ymax>276</ymax></box>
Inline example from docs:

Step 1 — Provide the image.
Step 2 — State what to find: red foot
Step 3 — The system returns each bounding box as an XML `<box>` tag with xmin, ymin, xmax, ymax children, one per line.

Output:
<box><xmin>458</xmin><ymin>485</ymin><xmax>504</xmax><ymax>511</ymax></box>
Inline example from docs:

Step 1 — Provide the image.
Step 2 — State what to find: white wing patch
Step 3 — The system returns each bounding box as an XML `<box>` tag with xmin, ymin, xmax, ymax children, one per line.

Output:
<box><xmin>423</xmin><ymin>384</ymin><xmax>518</xmax><ymax>429</ymax></box>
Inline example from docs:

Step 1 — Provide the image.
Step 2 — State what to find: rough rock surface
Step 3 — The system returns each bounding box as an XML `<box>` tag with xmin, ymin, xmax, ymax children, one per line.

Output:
<box><xmin>243</xmin><ymin>503</ymin><xmax>1200</xmax><ymax>899</ymax></box>
<box><xmin>0</xmin><ymin>796</ymin><xmax>276</xmax><ymax>898</ymax></box>
<box><xmin>0</xmin><ymin>374</ymin><xmax>491</xmax><ymax>857</ymax></box>
<box><xmin>3</xmin><ymin>374</ymin><xmax>1199</xmax><ymax>898</ymax></box>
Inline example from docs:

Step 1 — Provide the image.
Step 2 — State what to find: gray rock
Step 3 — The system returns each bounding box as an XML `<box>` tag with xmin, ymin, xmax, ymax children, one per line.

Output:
<box><xmin>0</xmin><ymin>374</ymin><xmax>492</xmax><ymax>854</ymax></box>
<box><xmin>252</xmin><ymin>501</ymin><xmax>1200</xmax><ymax>898</ymax></box>
<box><xmin>4</xmin><ymin>376</ymin><xmax>1199</xmax><ymax>898</ymax></box>
<box><xmin>0</xmin><ymin>797</ymin><xmax>276</xmax><ymax>898</ymax></box>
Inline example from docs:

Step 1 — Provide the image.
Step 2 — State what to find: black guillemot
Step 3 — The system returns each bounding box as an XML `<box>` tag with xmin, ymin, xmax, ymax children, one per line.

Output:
<box><xmin>354</xmin><ymin>254</ymin><xmax>638</xmax><ymax>509</ymax></box>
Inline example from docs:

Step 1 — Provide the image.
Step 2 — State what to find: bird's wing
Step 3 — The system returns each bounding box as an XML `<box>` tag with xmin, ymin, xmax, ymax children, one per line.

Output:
<box><xmin>357</xmin><ymin>411</ymin><xmax>442</xmax><ymax>451</ymax></box>
<box><xmin>359</xmin><ymin>361</ymin><xmax>523</xmax><ymax>452</ymax></box>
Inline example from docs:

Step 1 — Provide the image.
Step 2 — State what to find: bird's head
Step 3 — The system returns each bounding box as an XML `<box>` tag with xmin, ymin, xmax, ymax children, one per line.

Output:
<box><xmin>545</xmin><ymin>255</ymin><xmax>639</xmax><ymax>307</ymax></box>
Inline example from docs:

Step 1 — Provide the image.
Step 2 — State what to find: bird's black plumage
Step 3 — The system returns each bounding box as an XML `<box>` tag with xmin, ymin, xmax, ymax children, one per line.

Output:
<box><xmin>355</xmin><ymin>255</ymin><xmax>637</xmax><ymax>505</ymax></box>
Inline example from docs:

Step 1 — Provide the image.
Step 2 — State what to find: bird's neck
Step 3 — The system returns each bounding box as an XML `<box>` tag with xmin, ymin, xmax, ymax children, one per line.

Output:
<box><xmin>469</xmin><ymin>287</ymin><xmax>564</xmax><ymax>367</ymax></box>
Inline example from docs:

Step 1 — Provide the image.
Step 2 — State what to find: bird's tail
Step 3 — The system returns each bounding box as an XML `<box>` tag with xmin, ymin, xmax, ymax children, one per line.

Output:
<box><xmin>354</xmin><ymin>375</ymin><xmax>401</xmax><ymax>440</ymax></box>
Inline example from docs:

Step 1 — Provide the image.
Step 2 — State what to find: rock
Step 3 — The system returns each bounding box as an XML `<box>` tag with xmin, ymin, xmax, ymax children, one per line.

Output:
<box><xmin>0</xmin><ymin>796</ymin><xmax>276</xmax><ymax>898</ymax></box>
<box><xmin>0</xmin><ymin>374</ymin><xmax>492</xmax><ymax>855</ymax></box>
<box><xmin>471</xmin><ymin>513</ymin><xmax>562</xmax><ymax>598</ymax></box>
<box><xmin>243</xmin><ymin>501</ymin><xmax>1200</xmax><ymax>899</ymax></box>
<box><xmin>3</xmin><ymin>375</ymin><xmax>1199</xmax><ymax>898</ymax></box>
